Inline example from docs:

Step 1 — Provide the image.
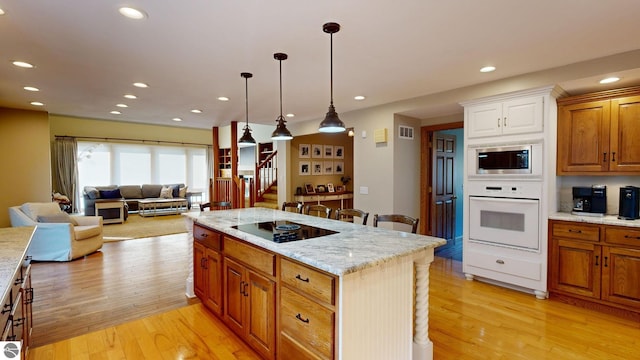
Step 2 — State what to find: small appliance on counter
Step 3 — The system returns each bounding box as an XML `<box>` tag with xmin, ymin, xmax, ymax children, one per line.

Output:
<box><xmin>618</xmin><ymin>186</ymin><xmax>640</xmax><ymax>220</ymax></box>
<box><xmin>572</xmin><ymin>185</ymin><xmax>607</xmax><ymax>216</ymax></box>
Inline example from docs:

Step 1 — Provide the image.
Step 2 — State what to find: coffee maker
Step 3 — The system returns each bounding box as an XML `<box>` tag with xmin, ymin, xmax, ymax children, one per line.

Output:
<box><xmin>572</xmin><ymin>185</ymin><xmax>607</xmax><ymax>215</ymax></box>
<box><xmin>618</xmin><ymin>186</ymin><xmax>640</xmax><ymax>220</ymax></box>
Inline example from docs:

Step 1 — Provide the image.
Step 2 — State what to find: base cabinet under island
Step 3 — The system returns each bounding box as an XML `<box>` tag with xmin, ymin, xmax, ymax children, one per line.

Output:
<box><xmin>190</xmin><ymin>210</ymin><xmax>442</xmax><ymax>360</ymax></box>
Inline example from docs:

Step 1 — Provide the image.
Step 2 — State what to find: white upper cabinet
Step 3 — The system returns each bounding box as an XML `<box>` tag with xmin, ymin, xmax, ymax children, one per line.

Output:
<box><xmin>467</xmin><ymin>96</ymin><xmax>544</xmax><ymax>138</ymax></box>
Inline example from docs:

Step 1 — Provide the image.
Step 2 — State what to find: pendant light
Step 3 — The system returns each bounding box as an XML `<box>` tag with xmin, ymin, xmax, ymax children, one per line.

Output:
<box><xmin>319</xmin><ymin>22</ymin><xmax>346</xmax><ymax>133</ymax></box>
<box><xmin>238</xmin><ymin>72</ymin><xmax>257</xmax><ymax>147</ymax></box>
<box><xmin>271</xmin><ymin>53</ymin><xmax>293</xmax><ymax>140</ymax></box>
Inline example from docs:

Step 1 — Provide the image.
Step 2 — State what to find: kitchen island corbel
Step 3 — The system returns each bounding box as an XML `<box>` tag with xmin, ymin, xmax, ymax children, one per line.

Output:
<box><xmin>184</xmin><ymin>208</ymin><xmax>445</xmax><ymax>360</ymax></box>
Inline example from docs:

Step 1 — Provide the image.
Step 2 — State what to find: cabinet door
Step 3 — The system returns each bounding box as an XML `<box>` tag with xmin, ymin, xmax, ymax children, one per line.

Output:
<box><xmin>557</xmin><ymin>100</ymin><xmax>610</xmax><ymax>173</ymax></box>
<box><xmin>610</xmin><ymin>95</ymin><xmax>640</xmax><ymax>172</ymax></box>
<box><xmin>246</xmin><ymin>270</ymin><xmax>276</xmax><ymax>360</ymax></box>
<box><xmin>193</xmin><ymin>242</ymin><xmax>206</xmax><ymax>300</ymax></box>
<box><xmin>601</xmin><ymin>246</ymin><xmax>640</xmax><ymax>309</ymax></box>
<box><xmin>502</xmin><ymin>96</ymin><xmax>543</xmax><ymax>135</ymax></box>
<box><xmin>205</xmin><ymin>249</ymin><xmax>223</xmax><ymax>316</ymax></box>
<box><xmin>224</xmin><ymin>258</ymin><xmax>246</xmax><ymax>337</ymax></box>
<box><xmin>550</xmin><ymin>239</ymin><xmax>601</xmax><ymax>299</ymax></box>
<box><xmin>467</xmin><ymin>102</ymin><xmax>502</xmax><ymax>138</ymax></box>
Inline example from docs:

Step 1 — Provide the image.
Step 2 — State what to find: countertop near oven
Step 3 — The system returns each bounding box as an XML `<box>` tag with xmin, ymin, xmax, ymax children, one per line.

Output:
<box><xmin>184</xmin><ymin>207</ymin><xmax>446</xmax><ymax>276</ymax></box>
<box><xmin>0</xmin><ymin>227</ymin><xmax>34</xmax><ymax>305</ymax></box>
<box><xmin>549</xmin><ymin>212</ymin><xmax>640</xmax><ymax>228</ymax></box>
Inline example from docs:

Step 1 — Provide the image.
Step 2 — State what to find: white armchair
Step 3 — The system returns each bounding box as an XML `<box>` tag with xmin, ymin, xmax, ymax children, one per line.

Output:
<box><xmin>9</xmin><ymin>202</ymin><xmax>104</xmax><ymax>261</ymax></box>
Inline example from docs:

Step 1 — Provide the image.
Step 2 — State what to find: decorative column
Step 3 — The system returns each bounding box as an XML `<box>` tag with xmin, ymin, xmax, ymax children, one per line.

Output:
<box><xmin>413</xmin><ymin>255</ymin><xmax>434</xmax><ymax>360</ymax></box>
<box><xmin>183</xmin><ymin>215</ymin><xmax>196</xmax><ymax>298</ymax></box>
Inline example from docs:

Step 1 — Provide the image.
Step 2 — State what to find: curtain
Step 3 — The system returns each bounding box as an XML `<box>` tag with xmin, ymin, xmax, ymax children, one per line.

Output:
<box><xmin>54</xmin><ymin>137</ymin><xmax>78</xmax><ymax>212</ymax></box>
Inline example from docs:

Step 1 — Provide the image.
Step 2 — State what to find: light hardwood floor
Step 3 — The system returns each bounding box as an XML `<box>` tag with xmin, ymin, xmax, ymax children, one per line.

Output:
<box><xmin>28</xmin><ymin>233</ymin><xmax>640</xmax><ymax>359</ymax></box>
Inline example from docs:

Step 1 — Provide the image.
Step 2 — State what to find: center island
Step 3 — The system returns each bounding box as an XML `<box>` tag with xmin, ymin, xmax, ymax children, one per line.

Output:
<box><xmin>183</xmin><ymin>207</ymin><xmax>445</xmax><ymax>360</ymax></box>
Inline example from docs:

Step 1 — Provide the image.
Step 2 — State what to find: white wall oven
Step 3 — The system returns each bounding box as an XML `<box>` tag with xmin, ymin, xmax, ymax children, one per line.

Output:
<box><xmin>468</xmin><ymin>183</ymin><xmax>541</xmax><ymax>251</ymax></box>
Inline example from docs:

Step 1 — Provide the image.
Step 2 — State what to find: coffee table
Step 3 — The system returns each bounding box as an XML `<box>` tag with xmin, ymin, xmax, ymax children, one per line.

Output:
<box><xmin>138</xmin><ymin>198</ymin><xmax>188</xmax><ymax>217</ymax></box>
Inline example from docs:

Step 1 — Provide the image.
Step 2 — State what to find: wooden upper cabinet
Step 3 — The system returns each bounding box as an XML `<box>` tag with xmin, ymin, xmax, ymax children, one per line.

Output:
<box><xmin>610</xmin><ymin>95</ymin><xmax>640</xmax><ymax>172</ymax></box>
<box><xmin>557</xmin><ymin>100</ymin><xmax>610</xmax><ymax>173</ymax></box>
<box><xmin>557</xmin><ymin>86</ymin><xmax>640</xmax><ymax>175</ymax></box>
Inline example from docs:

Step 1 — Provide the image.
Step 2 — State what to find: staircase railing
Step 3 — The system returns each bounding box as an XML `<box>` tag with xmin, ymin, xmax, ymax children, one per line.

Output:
<box><xmin>256</xmin><ymin>150</ymin><xmax>277</xmax><ymax>202</ymax></box>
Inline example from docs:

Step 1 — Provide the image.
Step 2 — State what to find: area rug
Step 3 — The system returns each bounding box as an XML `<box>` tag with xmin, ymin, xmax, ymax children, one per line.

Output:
<box><xmin>102</xmin><ymin>213</ymin><xmax>189</xmax><ymax>241</ymax></box>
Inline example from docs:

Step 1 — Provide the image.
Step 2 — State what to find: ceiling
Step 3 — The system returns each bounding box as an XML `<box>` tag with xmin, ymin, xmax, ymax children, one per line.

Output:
<box><xmin>2</xmin><ymin>0</ymin><xmax>640</xmax><ymax>130</ymax></box>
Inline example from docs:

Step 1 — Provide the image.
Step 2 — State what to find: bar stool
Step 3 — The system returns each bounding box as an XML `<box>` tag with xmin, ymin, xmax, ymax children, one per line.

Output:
<box><xmin>282</xmin><ymin>201</ymin><xmax>303</xmax><ymax>213</ymax></box>
<box><xmin>304</xmin><ymin>204</ymin><xmax>332</xmax><ymax>218</ymax></box>
<box><xmin>201</xmin><ymin>201</ymin><xmax>232</xmax><ymax>211</ymax></box>
<box><xmin>335</xmin><ymin>208</ymin><xmax>369</xmax><ymax>225</ymax></box>
<box><xmin>373</xmin><ymin>214</ymin><xmax>419</xmax><ymax>234</ymax></box>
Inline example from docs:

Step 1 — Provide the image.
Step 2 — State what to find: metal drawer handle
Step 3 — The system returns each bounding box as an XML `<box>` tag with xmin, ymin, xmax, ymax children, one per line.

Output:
<box><xmin>496</xmin><ymin>259</ymin><xmax>505</xmax><ymax>265</ymax></box>
<box><xmin>295</xmin><ymin>274</ymin><xmax>310</xmax><ymax>282</ymax></box>
<box><xmin>296</xmin><ymin>313</ymin><xmax>310</xmax><ymax>323</ymax></box>
<box><xmin>568</xmin><ymin>229</ymin><xmax>582</xmax><ymax>233</ymax></box>
<box><xmin>624</xmin><ymin>235</ymin><xmax>640</xmax><ymax>240</ymax></box>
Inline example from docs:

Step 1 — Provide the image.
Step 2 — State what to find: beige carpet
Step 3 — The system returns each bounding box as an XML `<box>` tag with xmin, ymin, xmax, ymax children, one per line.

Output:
<box><xmin>102</xmin><ymin>213</ymin><xmax>190</xmax><ymax>241</ymax></box>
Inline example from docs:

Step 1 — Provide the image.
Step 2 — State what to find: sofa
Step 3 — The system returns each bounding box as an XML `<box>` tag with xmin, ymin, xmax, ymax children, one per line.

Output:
<box><xmin>83</xmin><ymin>184</ymin><xmax>189</xmax><ymax>218</ymax></box>
<box><xmin>9</xmin><ymin>202</ymin><xmax>104</xmax><ymax>261</ymax></box>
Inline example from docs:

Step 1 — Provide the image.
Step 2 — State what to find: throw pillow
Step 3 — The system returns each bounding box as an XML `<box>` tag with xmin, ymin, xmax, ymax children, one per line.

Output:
<box><xmin>159</xmin><ymin>186</ymin><xmax>174</xmax><ymax>199</ymax></box>
<box><xmin>99</xmin><ymin>189</ymin><xmax>122</xmax><ymax>199</ymax></box>
<box><xmin>20</xmin><ymin>202</ymin><xmax>62</xmax><ymax>221</ymax></box>
<box><xmin>84</xmin><ymin>186</ymin><xmax>100</xmax><ymax>199</ymax></box>
<box><xmin>179</xmin><ymin>186</ymin><xmax>188</xmax><ymax>198</ymax></box>
<box><xmin>37</xmin><ymin>213</ymin><xmax>78</xmax><ymax>226</ymax></box>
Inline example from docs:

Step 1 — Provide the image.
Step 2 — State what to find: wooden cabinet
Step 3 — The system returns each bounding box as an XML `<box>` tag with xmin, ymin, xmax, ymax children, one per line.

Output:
<box><xmin>193</xmin><ymin>227</ymin><xmax>223</xmax><ymax>316</ymax></box>
<box><xmin>467</xmin><ymin>95</ymin><xmax>543</xmax><ymax>138</ymax></box>
<box><xmin>549</xmin><ymin>220</ymin><xmax>640</xmax><ymax>316</ymax></box>
<box><xmin>1</xmin><ymin>256</ymin><xmax>33</xmax><ymax>359</ymax></box>
<box><xmin>278</xmin><ymin>258</ymin><xmax>336</xmax><ymax>360</ymax></box>
<box><xmin>557</xmin><ymin>87</ymin><xmax>640</xmax><ymax>174</ymax></box>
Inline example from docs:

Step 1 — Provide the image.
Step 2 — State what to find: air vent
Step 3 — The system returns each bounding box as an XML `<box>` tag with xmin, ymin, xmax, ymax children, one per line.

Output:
<box><xmin>398</xmin><ymin>125</ymin><xmax>414</xmax><ymax>140</ymax></box>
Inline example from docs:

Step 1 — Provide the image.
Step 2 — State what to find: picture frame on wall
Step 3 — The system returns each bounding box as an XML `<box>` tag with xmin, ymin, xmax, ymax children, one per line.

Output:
<box><xmin>327</xmin><ymin>183</ymin><xmax>335</xmax><ymax>193</ymax></box>
<box><xmin>324</xmin><ymin>145</ymin><xmax>333</xmax><ymax>158</ymax></box>
<box><xmin>299</xmin><ymin>161</ymin><xmax>310</xmax><ymax>175</ymax></box>
<box><xmin>334</xmin><ymin>161</ymin><xmax>344</xmax><ymax>174</ymax></box>
<box><xmin>312</xmin><ymin>161</ymin><xmax>323</xmax><ymax>175</ymax></box>
<box><xmin>312</xmin><ymin>144</ymin><xmax>323</xmax><ymax>158</ymax></box>
<box><xmin>334</xmin><ymin>145</ymin><xmax>344</xmax><ymax>159</ymax></box>
<box><xmin>323</xmin><ymin>161</ymin><xmax>334</xmax><ymax>175</ymax></box>
<box><xmin>305</xmin><ymin>183</ymin><xmax>315</xmax><ymax>194</ymax></box>
<box><xmin>299</xmin><ymin>144</ymin><xmax>310</xmax><ymax>158</ymax></box>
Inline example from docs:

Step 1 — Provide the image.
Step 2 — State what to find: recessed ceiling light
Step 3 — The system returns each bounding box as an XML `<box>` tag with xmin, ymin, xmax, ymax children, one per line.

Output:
<box><xmin>116</xmin><ymin>103</ymin><xmax>128</xmax><ymax>108</ymax></box>
<box><xmin>172</xmin><ymin>117</ymin><xmax>182</xmax><ymax>122</ymax></box>
<box><xmin>217</xmin><ymin>96</ymin><xmax>229</xmax><ymax>101</ymax></box>
<box><xmin>12</xmin><ymin>61</ymin><xmax>34</xmax><ymax>69</ymax></box>
<box><xmin>480</xmin><ymin>66</ymin><xmax>496</xmax><ymax>73</ymax></box>
<box><xmin>600</xmin><ymin>77</ymin><xmax>620</xmax><ymax>84</ymax></box>
<box><xmin>190</xmin><ymin>109</ymin><xmax>202</xmax><ymax>114</ymax></box>
<box><xmin>133</xmin><ymin>82</ymin><xmax>148</xmax><ymax>88</ymax></box>
<box><xmin>30</xmin><ymin>101</ymin><xmax>44</xmax><ymax>106</ymax></box>
<box><xmin>118</xmin><ymin>7</ymin><xmax>147</xmax><ymax>20</ymax></box>
<box><xmin>110</xmin><ymin>111</ymin><xmax>122</xmax><ymax>115</ymax></box>
<box><xmin>23</xmin><ymin>86</ymin><xmax>39</xmax><ymax>92</ymax></box>
<box><xmin>286</xmin><ymin>113</ymin><xmax>295</xmax><ymax>118</ymax></box>
<box><xmin>0</xmin><ymin>8</ymin><xmax>6</xmax><ymax>15</ymax></box>
<box><xmin>124</xmin><ymin>94</ymin><xmax>137</xmax><ymax>99</ymax></box>
<box><xmin>354</xmin><ymin>95</ymin><xmax>366</xmax><ymax>101</ymax></box>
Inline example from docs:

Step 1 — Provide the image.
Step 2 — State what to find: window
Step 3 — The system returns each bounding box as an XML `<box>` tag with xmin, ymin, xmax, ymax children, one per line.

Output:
<box><xmin>77</xmin><ymin>141</ymin><xmax>208</xmax><ymax>210</ymax></box>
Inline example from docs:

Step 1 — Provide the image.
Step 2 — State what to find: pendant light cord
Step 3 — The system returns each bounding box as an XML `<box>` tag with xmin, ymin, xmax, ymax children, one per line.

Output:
<box><xmin>330</xmin><ymin>32</ymin><xmax>334</xmax><ymax>106</ymax></box>
<box><xmin>279</xmin><ymin>58</ymin><xmax>283</xmax><ymax>117</ymax></box>
<box><xmin>245</xmin><ymin>76</ymin><xmax>249</xmax><ymax>127</ymax></box>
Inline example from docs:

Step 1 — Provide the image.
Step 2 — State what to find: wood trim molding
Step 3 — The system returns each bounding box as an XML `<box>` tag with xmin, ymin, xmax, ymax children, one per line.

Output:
<box><xmin>557</xmin><ymin>86</ymin><xmax>640</xmax><ymax>105</ymax></box>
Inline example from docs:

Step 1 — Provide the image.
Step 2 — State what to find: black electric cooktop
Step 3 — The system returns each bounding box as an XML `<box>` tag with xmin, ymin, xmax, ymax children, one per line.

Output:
<box><xmin>232</xmin><ymin>221</ymin><xmax>338</xmax><ymax>243</ymax></box>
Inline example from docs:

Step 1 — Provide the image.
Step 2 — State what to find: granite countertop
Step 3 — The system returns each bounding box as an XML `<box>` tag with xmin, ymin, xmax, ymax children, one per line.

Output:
<box><xmin>0</xmin><ymin>227</ymin><xmax>35</xmax><ymax>304</ymax></box>
<box><xmin>549</xmin><ymin>212</ymin><xmax>640</xmax><ymax>228</ymax></box>
<box><xmin>184</xmin><ymin>208</ymin><xmax>446</xmax><ymax>276</ymax></box>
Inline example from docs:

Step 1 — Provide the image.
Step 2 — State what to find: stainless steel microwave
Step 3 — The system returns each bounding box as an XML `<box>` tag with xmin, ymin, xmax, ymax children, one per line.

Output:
<box><xmin>474</xmin><ymin>144</ymin><xmax>533</xmax><ymax>175</ymax></box>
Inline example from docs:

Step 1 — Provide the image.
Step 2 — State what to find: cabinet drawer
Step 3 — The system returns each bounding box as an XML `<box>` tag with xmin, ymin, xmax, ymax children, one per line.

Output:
<box><xmin>224</xmin><ymin>237</ymin><xmax>275</xmax><ymax>276</ymax></box>
<box><xmin>466</xmin><ymin>248</ymin><xmax>542</xmax><ymax>281</ymax></box>
<box><xmin>552</xmin><ymin>222</ymin><xmax>600</xmax><ymax>242</ymax></box>
<box><xmin>194</xmin><ymin>225</ymin><xmax>222</xmax><ymax>250</ymax></box>
<box><xmin>280</xmin><ymin>332</ymin><xmax>326</xmax><ymax>360</ymax></box>
<box><xmin>605</xmin><ymin>227</ymin><xmax>640</xmax><ymax>248</ymax></box>
<box><xmin>280</xmin><ymin>287</ymin><xmax>334</xmax><ymax>359</ymax></box>
<box><xmin>281</xmin><ymin>258</ymin><xmax>335</xmax><ymax>305</ymax></box>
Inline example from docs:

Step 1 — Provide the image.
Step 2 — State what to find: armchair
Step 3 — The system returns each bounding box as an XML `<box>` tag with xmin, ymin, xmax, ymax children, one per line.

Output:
<box><xmin>9</xmin><ymin>202</ymin><xmax>104</xmax><ymax>261</ymax></box>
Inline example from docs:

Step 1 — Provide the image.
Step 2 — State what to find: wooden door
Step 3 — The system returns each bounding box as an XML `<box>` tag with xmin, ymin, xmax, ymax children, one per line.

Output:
<box><xmin>193</xmin><ymin>242</ymin><xmax>206</xmax><ymax>300</ymax></box>
<box><xmin>610</xmin><ymin>95</ymin><xmax>640</xmax><ymax>172</ymax></box>
<box><xmin>205</xmin><ymin>248</ymin><xmax>223</xmax><ymax>316</ymax></box>
<box><xmin>246</xmin><ymin>270</ymin><xmax>276</xmax><ymax>359</ymax></box>
<box><xmin>557</xmin><ymin>100</ymin><xmax>610</xmax><ymax>173</ymax></box>
<box><xmin>431</xmin><ymin>133</ymin><xmax>456</xmax><ymax>247</ymax></box>
<box><xmin>549</xmin><ymin>238</ymin><xmax>601</xmax><ymax>299</ymax></box>
<box><xmin>601</xmin><ymin>246</ymin><xmax>640</xmax><ymax>309</ymax></box>
<box><xmin>224</xmin><ymin>257</ymin><xmax>246</xmax><ymax>336</ymax></box>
